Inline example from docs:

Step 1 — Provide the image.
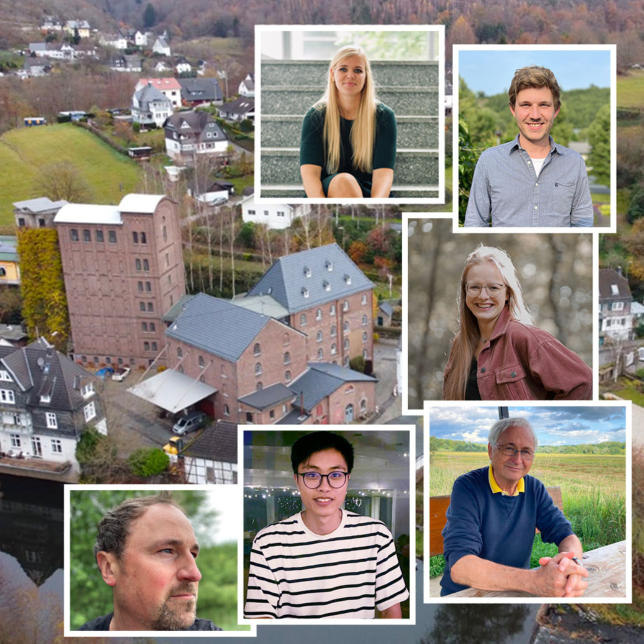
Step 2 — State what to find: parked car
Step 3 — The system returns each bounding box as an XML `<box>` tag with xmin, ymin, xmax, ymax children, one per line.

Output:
<box><xmin>112</xmin><ymin>367</ymin><xmax>131</xmax><ymax>382</ymax></box>
<box><xmin>172</xmin><ymin>411</ymin><xmax>207</xmax><ymax>435</ymax></box>
<box><xmin>95</xmin><ymin>366</ymin><xmax>115</xmax><ymax>379</ymax></box>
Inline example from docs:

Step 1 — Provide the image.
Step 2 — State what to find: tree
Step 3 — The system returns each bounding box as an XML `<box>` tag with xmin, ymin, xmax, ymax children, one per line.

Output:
<box><xmin>128</xmin><ymin>447</ymin><xmax>170</xmax><ymax>478</ymax></box>
<box><xmin>37</xmin><ymin>161</ymin><xmax>94</xmax><ymax>202</ymax></box>
<box><xmin>17</xmin><ymin>229</ymin><xmax>70</xmax><ymax>351</ymax></box>
<box><xmin>348</xmin><ymin>240</ymin><xmax>367</xmax><ymax>265</ymax></box>
<box><xmin>587</xmin><ymin>104</ymin><xmax>610</xmax><ymax>187</ymax></box>
<box><xmin>627</xmin><ymin>184</ymin><xmax>644</xmax><ymax>224</ymax></box>
<box><xmin>237</xmin><ymin>221</ymin><xmax>256</xmax><ymax>249</ymax></box>
<box><xmin>0</xmin><ymin>287</ymin><xmax>22</xmax><ymax>323</ymax></box>
<box><xmin>143</xmin><ymin>3</ymin><xmax>157</xmax><ymax>28</ymax></box>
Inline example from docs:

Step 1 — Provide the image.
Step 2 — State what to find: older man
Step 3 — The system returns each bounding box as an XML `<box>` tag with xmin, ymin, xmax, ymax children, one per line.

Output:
<box><xmin>440</xmin><ymin>418</ymin><xmax>588</xmax><ymax>596</ymax></box>
<box><xmin>79</xmin><ymin>494</ymin><xmax>220</xmax><ymax>631</ymax></box>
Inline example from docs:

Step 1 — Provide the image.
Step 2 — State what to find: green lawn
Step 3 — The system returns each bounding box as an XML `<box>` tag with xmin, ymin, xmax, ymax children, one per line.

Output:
<box><xmin>617</xmin><ymin>69</ymin><xmax>644</xmax><ymax>108</ymax></box>
<box><xmin>0</xmin><ymin>123</ymin><xmax>142</xmax><ymax>225</ymax></box>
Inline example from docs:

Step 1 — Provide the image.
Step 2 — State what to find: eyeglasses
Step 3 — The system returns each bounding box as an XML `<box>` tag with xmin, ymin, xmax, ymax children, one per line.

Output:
<box><xmin>465</xmin><ymin>283</ymin><xmax>506</xmax><ymax>296</ymax></box>
<box><xmin>496</xmin><ymin>444</ymin><xmax>534</xmax><ymax>460</ymax></box>
<box><xmin>297</xmin><ymin>471</ymin><xmax>349</xmax><ymax>488</ymax></box>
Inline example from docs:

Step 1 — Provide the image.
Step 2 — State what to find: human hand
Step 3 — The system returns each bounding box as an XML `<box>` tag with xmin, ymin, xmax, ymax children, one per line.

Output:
<box><xmin>538</xmin><ymin>552</ymin><xmax>588</xmax><ymax>597</ymax></box>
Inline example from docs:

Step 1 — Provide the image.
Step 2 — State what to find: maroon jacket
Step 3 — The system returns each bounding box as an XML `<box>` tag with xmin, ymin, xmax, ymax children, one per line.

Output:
<box><xmin>445</xmin><ymin>306</ymin><xmax>592</xmax><ymax>400</ymax></box>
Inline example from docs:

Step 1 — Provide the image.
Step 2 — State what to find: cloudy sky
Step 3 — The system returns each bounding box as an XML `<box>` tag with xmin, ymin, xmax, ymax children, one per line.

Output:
<box><xmin>429</xmin><ymin>405</ymin><xmax>627</xmax><ymax>446</ymax></box>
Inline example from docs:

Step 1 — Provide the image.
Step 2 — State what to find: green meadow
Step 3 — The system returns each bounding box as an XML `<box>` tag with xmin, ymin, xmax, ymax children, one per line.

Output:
<box><xmin>429</xmin><ymin>451</ymin><xmax>626</xmax><ymax>575</ymax></box>
<box><xmin>0</xmin><ymin>123</ymin><xmax>141</xmax><ymax>225</ymax></box>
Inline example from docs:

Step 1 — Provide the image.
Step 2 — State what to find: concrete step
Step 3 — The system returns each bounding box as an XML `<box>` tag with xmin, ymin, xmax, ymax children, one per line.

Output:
<box><xmin>260</xmin><ymin>186</ymin><xmax>440</xmax><ymax>199</ymax></box>
<box><xmin>262</xmin><ymin>86</ymin><xmax>439</xmax><ymax>117</ymax></box>
<box><xmin>261</xmin><ymin>114</ymin><xmax>439</xmax><ymax>149</ymax></box>
<box><xmin>261</xmin><ymin>60</ymin><xmax>439</xmax><ymax>88</ymax></box>
<box><xmin>260</xmin><ymin>147</ymin><xmax>439</xmax><ymax>187</ymax></box>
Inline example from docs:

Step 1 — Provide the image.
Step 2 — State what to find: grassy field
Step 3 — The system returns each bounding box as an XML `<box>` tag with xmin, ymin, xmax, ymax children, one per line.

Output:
<box><xmin>429</xmin><ymin>451</ymin><xmax>626</xmax><ymax>576</ymax></box>
<box><xmin>0</xmin><ymin>123</ymin><xmax>142</xmax><ymax>225</ymax></box>
<box><xmin>617</xmin><ymin>69</ymin><xmax>644</xmax><ymax>108</ymax></box>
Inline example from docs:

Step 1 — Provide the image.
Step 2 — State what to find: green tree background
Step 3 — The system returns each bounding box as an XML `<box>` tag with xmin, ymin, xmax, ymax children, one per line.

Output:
<box><xmin>69</xmin><ymin>490</ymin><xmax>246</xmax><ymax>631</ymax></box>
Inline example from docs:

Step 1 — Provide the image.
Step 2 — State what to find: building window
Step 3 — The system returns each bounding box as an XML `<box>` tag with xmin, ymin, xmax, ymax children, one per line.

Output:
<box><xmin>70</xmin><ymin>229</ymin><xmax>79</xmax><ymax>241</ymax></box>
<box><xmin>198</xmin><ymin>355</ymin><xmax>205</xmax><ymax>367</ymax></box>
<box><xmin>301</xmin><ymin>287</ymin><xmax>309</xmax><ymax>298</ymax></box>
<box><xmin>361</xmin><ymin>293</ymin><xmax>368</xmax><ymax>305</ymax></box>
<box><xmin>330</xmin><ymin>303</ymin><xmax>336</xmax><ymax>315</ymax></box>
<box><xmin>108</xmin><ymin>230</ymin><xmax>117</xmax><ymax>243</ymax></box>
<box><xmin>224</xmin><ymin>404</ymin><xmax>230</xmax><ymax>416</ymax></box>
<box><xmin>81</xmin><ymin>382</ymin><xmax>94</xmax><ymax>397</ymax></box>
<box><xmin>343</xmin><ymin>321</ymin><xmax>349</xmax><ymax>333</ymax></box>
<box><xmin>163</xmin><ymin>226</ymin><xmax>167</xmax><ymax>242</ymax></box>
<box><xmin>343</xmin><ymin>300</ymin><xmax>349</xmax><ymax>312</ymax></box>
<box><xmin>142</xmin><ymin>321</ymin><xmax>148</xmax><ymax>331</ymax></box>
<box><xmin>146</xmin><ymin>281</ymin><xmax>151</xmax><ymax>291</ymax></box>
<box><xmin>323</xmin><ymin>280</ymin><xmax>331</xmax><ymax>291</ymax></box>
<box><xmin>0</xmin><ymin>370</ymin><xmax>11</xmax><ymax>381</ymax></box>
<box><xmin>135</xmin><ymin>258</ymin><xmax>142</xmax><ymax>271</ymax></box>
<box><xmin>246</xmin><ymin>412</ymin><xmax>253</xmax><ymax>423</ymax></box>
<box><xmin>255</xmin><ymin>362</ymin><xmax>262</xmax><ymax>376</ymax></box>
<box><xmin>143</xmin><ymin>259</ymin><xmax>149</xmax><ymax>271</ymax></box>
<box><xmin>612</xmin><ymin>301</ymin><xmax>625</xmax><ymax>311</ymax></box>
<box><xmin>141</xmin><ymin>231</ymin><xmax>147</xmax><ymax>243</ymax></box>
<box><xmin>256</xmin><ymin>381</ymin><xmax>263</xmax><ymax>391</ymax></box>
<box><xmin>18</xmin><ymin>218</ymin><xmax>25</xmax><ymax>227</ymax></box>
<box><xmin>303</xmin><ymin>266</ymin><xmax>311</xmax><ymax>277</ymax></box>
<box><xmin>300</xmin><ymin>313</ymin><xmax>307</xmax><ymax>326</ymax></box>
<box><xmin>316</xmin><ymin>330</ymin><xmax>323</xmax><ymax>343</ymax></box>
<box><xmin>165</xmin><ymin>253</ymin><xmax>169</xmax><ymax>267</ymax></box>
<box><xmin>83</xmin><ymin>229</ymin><xmax>91</xmax><ymax>242</ymax></box>
<box><xmin>144</xmin><ymin>341</ymin><xmax>150</xmax><ymax>351</ymax></box>
<box><xmin>331</xmin><ymin>325</ymin><xmax>337</xmax><ymax>337</ymax></box>
<box><xmin>31</xmin><ymin>437</ymin><xmax>42</xmax><ymax>457</ymax></box>
<box><xmin>133</xmin><ymin>231</ymin><xmax>139</xmax><ymax>243</ymax></box>
<box><xmin>360</xmin><ymin>398</ymin><xmax>367</xmax><ymax>411</ymax></box>
<box><xmin>137</xmin><ymin>281</ymin><xmax>143</xmax><ymax>292</ymax></box>
<box><xmin>316</xmin><ymin>308</ymin><xmax>322</xmax><ymax>321</ymax></box>
<box><xmin>344</xmin><ymin>338</ymin><xmax>349</xmax><ymax>350</ymax></box>
<box><xmin>177</xmin><ymin>346</ymin><xmax>183</xmax><ymax>358</ymax></box>
<box><xmin>139</xmin><ymin>302</ymin><xmax>146</xmax><ymax>311</ymax></box>
<box><xmin>362</xmin><ymin>314</ymin><xmax>368</xmax><ymax>326</ymax></box>
<box><xmin>317</xmin><ymin>348</ymin><xmax>323</xmax><ymax>360</ymax></box>
<box><xmin>51</xmin><ymin>439</ymin><xmax>62</xmax><ymax>454</ymax></box>
<box><xmin>331</xmin><ymin>343</ymin><xmax>337</xmax><ymax>355</ymax></box>
<box><xmin>0</xmin><ymin>389</ymin><xmax>15</xmax><ymax>404</ymax></box>
<box><xmin>253</xmin><ymin>343</ymin><xmax>261</xmax><ymax>356</ymax></box>
<box><xmin>147</xmin><ymin>302</ymin><xmax>153</xmax><ymax>311</ymax></box>
<box><xmin>10</xmin><ymin>433</ymin><xmax>20</xmax><ymax>448</ymax></box>
<box><xmin>362</xmin><ymin>331</ymin><xmax>368</xmax><ymax>342</ymax></box>
<box><xmin>46</xmin><ymin>412</ymin><xmax>57</xmax><ymax>429</ymax></box>
<box><xmin>151</xmin><ymin>342</ymin><xmax>157</xmax><ymax>351</ymax></box>
<box><xmin>150</xmin><ymin>322</ymin><xmax>156</xmax><ymax>331</ymax></box>
<box><xmin>326</xmin><ymin>260</ymin><xmax>333</xmax><ymax>271</ymax></box>
<box><xmin>283</xmin><ymin>352</ymin><xmax>291</xmax><ymax>365</ymax></box>
<box><xmin>269</xmin><ymin>408</ymin><xmax>275</xmax><ymax>418</ymax></box>
<box><xmin>96</xmin><ymin>229</ymin><xmax>104</xmax><ymax>242</ymax></box>
<box><xmin>344</xmin><ymin>273</ymin><xmax>351</xmax><ymax>285</ymax></box>
<box><xmin>285</xmin><ymin>370</ymin><xmax>291</xmax><ymax>382</ymax></box>
<box><xmin>84</xmin><ymin>401</ymin><xmax>96</xmax><ymax>422</ymax></box>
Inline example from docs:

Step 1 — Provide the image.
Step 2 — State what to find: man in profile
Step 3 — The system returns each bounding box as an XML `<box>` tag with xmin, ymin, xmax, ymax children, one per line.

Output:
<box><xmin>79</xmin><ymin>494</ymin><xmax>220</xmax><ymax>631</ymax></box>
<box><xmin>464</xmin><ymin>65</ymin><xmax>593</xmax><ymax>227</ymax></box>
<box><xmin>440</xmin><ymin>418</ymin><xmax>589</xmax><ymax>596</ymax></box>
<box><xmin>244</xmin><ymin>431</ymin><xmax>409</xmax><ymax>618</ymax></box>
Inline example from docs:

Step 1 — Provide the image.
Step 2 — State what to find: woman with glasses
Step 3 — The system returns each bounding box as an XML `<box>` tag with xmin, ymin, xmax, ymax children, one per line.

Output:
<box><xmin>443</xmin><ymin>246</ymin><xmax>592</xmax><ymax>400</ymax></box>
<box><xmin>299</xmin><ymin>45</ymin><xmax>397</xmax><ymax>198</ymax></box>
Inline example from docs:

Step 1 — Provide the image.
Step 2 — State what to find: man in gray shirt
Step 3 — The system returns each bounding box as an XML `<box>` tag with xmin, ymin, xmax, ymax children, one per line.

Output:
<box><xmin>464</xmin><ymin>66</ymin><xmax>593</xmax><ymax>227</ymax></box>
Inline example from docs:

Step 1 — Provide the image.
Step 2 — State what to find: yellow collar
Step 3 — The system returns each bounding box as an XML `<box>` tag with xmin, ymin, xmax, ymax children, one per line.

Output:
<box><xmin>488</xmin><ymin>465</ymin><xmax>524</xmax><ymax>496</ymax></box>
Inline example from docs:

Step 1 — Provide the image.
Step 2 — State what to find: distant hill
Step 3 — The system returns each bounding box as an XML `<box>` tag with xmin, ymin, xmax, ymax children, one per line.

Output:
<box><xmin>430</xmin><ymin>436</ymin><xmax>626</xmax><ymax>455</ymax></box>
<box><xmin>0</xmin><ymin>123</ymin><xmax>141</xmax><ymax>226</ymax></box>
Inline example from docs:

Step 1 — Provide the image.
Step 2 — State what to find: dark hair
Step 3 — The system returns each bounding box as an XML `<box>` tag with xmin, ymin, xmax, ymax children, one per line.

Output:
<box><xmin>508</xmin><ymin>65</ymin><xmax>561</xmax><ymax>111</ymax></box>
<box><xmin>93</xmin><ymin>493</ymin><xmax>184</xmax><ymax>563</ymax></box>
<box><xmin>290</xmin><ymin>431</ymin><xmax>354</xmax><ymax>473</ymax></box>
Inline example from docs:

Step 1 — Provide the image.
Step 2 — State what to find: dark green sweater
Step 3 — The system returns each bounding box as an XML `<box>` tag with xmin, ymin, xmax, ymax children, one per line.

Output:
<box><xmin>299</xmin><ymin>103</ymin><xmax>397</xmax><ymax>197</ymax></box>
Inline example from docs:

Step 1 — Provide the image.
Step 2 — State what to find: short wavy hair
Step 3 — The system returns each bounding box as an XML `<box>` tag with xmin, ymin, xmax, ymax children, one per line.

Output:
<box><xmin>488</xmin><ymin>418</ymin><xmax>538</xmax><ymax>450</ymax></box>
<box><xmin>508</xmin><ymin>66</ymin><xmax>561</xmax><ymax>111</ymax></box>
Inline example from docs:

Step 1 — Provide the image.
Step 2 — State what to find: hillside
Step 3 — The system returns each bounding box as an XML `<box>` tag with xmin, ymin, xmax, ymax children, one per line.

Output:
<box><xmin>0</xmin><ymin>123</ymin><xmax>141</xmax><ymax>226</ymax></box>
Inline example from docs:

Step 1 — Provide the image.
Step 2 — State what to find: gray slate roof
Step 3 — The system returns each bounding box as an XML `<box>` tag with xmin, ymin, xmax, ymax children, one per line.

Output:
<box><xmin>247</xmin><ymin>243</ymin><xmax>373</xmax><ymax>313</ymax></box>
<box><xmin>288</xmin><ymin>362</ymin><xmax>376</xmax><ymax>412</ymax></box>
<box><xmin>184</xmin><ymin>420</ymin><xmax>237</xmax><ymax>462</ymax></box>
<box><xmin>13</xmin><ymin>197</ymin><xmax>68</xmax><ymax>213</ymax></box>
<box><xmin>599</xmin><ymin>268</ymin><xmax>632</xmax><ymax>300</ymax></box>
<box><xmin>238</xmin><ymin>383</ymin><xmax>294</xmax><ymax>410</ymax></box>
<box><xmin>219</xmin><ymin>96</ymin><xmax>254</xmax><ymax>116</ymax></box>
<box><xmin>164</xmin><ymin>111</ymin><xmax>226</xmax><ymax>143</ymax></box>
<box><xmin>134</xmin><ymin>83</ymin><xmax>170</xmax><ymax>109</ymax></box>
<box><xmin>166</xmin><ymin>293</ymin><xmax>272</xmax><ymax>361</ymax></box>
<box><xmin>179</xmin><ymin>77</ymin><xmax>223</xmax><ymax>103</ymax></box>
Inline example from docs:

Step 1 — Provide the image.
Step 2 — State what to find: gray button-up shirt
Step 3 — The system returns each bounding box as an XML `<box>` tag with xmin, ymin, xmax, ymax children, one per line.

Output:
<box><xmin>464</xmin><ymin>135</ymin><xmax>594</xmax><ymax>227</ymax></box>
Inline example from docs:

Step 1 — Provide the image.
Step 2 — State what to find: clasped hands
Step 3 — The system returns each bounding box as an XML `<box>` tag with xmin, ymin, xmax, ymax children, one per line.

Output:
<box><xmin>534</xmin><ymin>551</ymin><xmax>589</xmax><ymax>597</ymax></box>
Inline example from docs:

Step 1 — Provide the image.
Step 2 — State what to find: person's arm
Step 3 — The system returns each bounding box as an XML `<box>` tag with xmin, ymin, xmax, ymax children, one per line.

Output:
<box><xmin>557</xmin><ymin>534</ymin><xmax>586</xmax><ymax>596</ymax></box>
<box><xmin>244</xmin><ymin>537</ymin><xmax>278</xmax><ymax>619</ymax></box>
<box><xmin>451</xmin><ymin>553</ymin><xmax>588</xmax><ymax>596</ymax></box>
<box><xmin>570</xmin><ymin>156</ymin><xmax>594</xmax><ymax>227</ymax></box>
<box><xmin>463</xmin><ymin>156</ymin><xmax>491</xmax><ymax>226</ymax></box>
<box><xmin>378</xmin><ymin>603</ymin><xmax>402</xmax><ymax>618</ymax></box>
<box><xmin>300</xmin><ymin>164</ymin><xmax>325</xmax><ymax>198</ymax></box>
<box><xmin>371</xmin><ymin>168</ymin><xmax>394</xmax><ymax>198</ymax></box>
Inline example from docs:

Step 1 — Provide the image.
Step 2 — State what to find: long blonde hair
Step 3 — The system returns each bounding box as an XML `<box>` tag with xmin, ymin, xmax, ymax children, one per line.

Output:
<box><xmin>315</xmin><ymin>45</ymin><xmax>377</xmax><ymax>175</ymax></box>
<box><xmin>443</xmin><ymin>246</ymin><xmax>533</xmax><ymax>400</ymax></box>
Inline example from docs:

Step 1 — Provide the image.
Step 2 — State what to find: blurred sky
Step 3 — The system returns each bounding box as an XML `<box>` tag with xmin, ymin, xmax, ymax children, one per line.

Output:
<box><xmin>205</xmin><ymin>486</ymin><xmax>241</xmax><ymax>544</ymax></box>
<box><xmin>458</xmin><ymin>49</ymin><xmax>611</xmax><ymax>95</ymax></box>
<box><xmin>430</xmin><ymin>406</ymin><xmax>626</xmax><ymax>446</ymax></box>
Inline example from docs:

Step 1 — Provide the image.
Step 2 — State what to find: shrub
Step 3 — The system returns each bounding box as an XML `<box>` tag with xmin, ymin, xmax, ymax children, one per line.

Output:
<box><xmin>128</xmin><ymin>448</ymin><xmax>169</xmax><ymax>477</ymax></box>
<box><xmin>350</xmin><ymin>355</ymin><xmax>366</xmax><ymax>373</ymax></box>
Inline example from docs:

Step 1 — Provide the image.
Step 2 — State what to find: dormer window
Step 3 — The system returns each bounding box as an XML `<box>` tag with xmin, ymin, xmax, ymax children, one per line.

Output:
<box><xmin>303</xmin><ymin>266</ymin><xmax>311</xmax><ymax>277</ymax></box>
<box><xmin>323</xmin><ymin>280</ymin><xmax>331</xmax><ymax>291</ymax></box>
<box><xmin>301</xmin><ymin>287</ymin><xmax>309</xmax><ymax>298</ymax></box>
<box><xmin>0</xmin><ymin>370</ymin><xmax>11</xmax><ymax>382</ymax></box>
<box><xmin>344</xmin><ymin>274</ymin><xmax>351</xmax><ymax>285</ymax></box>
<box><xmin>325</xmin><ymin>260</ymin><xmax>333</xmax><ymax>271</ymax></box>
<box><xmin>81</xmin><ymin>382</ymin><xmax>94</xmax><ymax>398</ymax></box>
<box><xmin>610</xmin><ymin>284</ymin><xmax>619</xmax><ymax>295</ymax></box>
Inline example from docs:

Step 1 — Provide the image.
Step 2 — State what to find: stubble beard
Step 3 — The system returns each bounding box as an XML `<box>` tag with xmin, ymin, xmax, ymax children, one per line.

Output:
<box><xmin>151</xmin><ymin>592</ymin><xmax>197</xmax><ymax>630</ymax></box>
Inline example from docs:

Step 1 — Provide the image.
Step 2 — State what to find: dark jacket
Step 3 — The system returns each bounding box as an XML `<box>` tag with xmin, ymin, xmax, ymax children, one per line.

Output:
<box><xmin>78</xmin><ymin>612</ymin><xmax>221</xmax><ymax>631</ymax></box>
<box><xmin>444</xmin><ymin>306</ymin><xmax>592</xmax><ymax>400</ymax></box>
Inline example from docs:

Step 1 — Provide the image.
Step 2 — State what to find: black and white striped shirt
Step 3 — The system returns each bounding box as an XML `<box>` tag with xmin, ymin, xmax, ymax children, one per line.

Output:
<box><xmin>244</xmin><ymin>510</ymin><xmax>409</xmax><ymax>619</ymax></box>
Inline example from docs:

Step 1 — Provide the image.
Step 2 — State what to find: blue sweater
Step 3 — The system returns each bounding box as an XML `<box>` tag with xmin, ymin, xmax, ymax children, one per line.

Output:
<box><xmin>440</xmin><ymin>466</ymin><xmax>573</xmax><ymax>595</ymax></box>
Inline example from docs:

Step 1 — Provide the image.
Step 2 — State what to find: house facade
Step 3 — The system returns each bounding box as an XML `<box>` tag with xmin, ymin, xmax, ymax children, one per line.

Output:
<box><xmin>136</xmin><ymin>78</ymin><xmax>182</xmax><ymax>109</ymax></box>
<box><xmin>152</xmin><ymin>37</ymin><xmax>171</xmax><ymax>56</ymax></box>
<box><xmin>14</xmin><ymin>197</ymin><xmax>67</xmax><ymax>229</ymax></box>
<box><xmin>238</xmin><ymin>72</ymin><xmax>255</xmax><ymax>97</ymax></box>
<box><xmin>599</xmin><ymin>268</ymin><xmax>634</xmax><ymax>343</ymax></box>
<box><xmin>54</xmin><ymin>194</ymin><xmax>185</xmax><ymax>368</ymax></box>
<box><xmin>219</xmin><ymin>96</ymin><xmax>254</xmax><ymax>122</ymax></box>
<box><xmin>179</xmin><ymin>78</ymin><xmax>223</xmax><ymax>107</ymax></box>
<box><xmin>241</xmin><ymin>196</ymin><xmax>311</xmax><ymax>230</ymax></box>
<box><xmin>164</xmin><ymin>111</ymin><xmax>228</xmax><ymax>164</ymax></box>
<box><xmin>131</xmin><ymin>84</ymin><xmax>172</xmax><ymax>127</ymax></box>
<box><xmin>0</xmin><ymin>236</ymin><xmax>20</xmax><ymax>286</ymax></box>
<box><xmin>0</xmin><ymin>338</ymin><xmax>105</xmax><ymax>474</ymax></box>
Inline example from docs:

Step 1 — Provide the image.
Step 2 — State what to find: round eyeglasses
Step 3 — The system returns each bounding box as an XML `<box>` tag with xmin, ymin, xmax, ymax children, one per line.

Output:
<box><xmin>465</xmin><ymin>283</ymin><xmax>506</xmax><ymax>296</ymax></box>
<box><xmin>496</xmin><ymin>444</ymin><xmax>534</xmax><ymax>460</ymax></box>
<box><xmin>297</xmin><ymin>471</ymin><xmax>349</xmax><ymax>488</ymax></box>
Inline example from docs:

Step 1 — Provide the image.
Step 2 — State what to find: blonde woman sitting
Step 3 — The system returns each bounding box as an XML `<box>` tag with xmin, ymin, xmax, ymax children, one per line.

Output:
<box><xmin>300</xmin><ymin>45</ymin><xmax>397</xmax><ymax>198</ymax></box>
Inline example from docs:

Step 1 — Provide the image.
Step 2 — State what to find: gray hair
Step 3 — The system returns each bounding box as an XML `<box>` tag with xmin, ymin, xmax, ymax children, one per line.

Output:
<box><xmin>93</xmin><ymin>493</ymin><xmax>185</xmax><ymax>565</ymax></box>
<box><xmin>488</xmin><ymin>418</ymin><xmax>538</xmax><ymax>450</ymax></box>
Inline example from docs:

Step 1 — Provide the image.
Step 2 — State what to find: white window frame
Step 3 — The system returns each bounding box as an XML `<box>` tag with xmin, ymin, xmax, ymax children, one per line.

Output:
<box><xmin>0</xmin><ymin>389</ymin><xmax>15</xmax><ymax>404</ymax></box>
<box><xmin>51</xmin><ymin>438</ymin><xmax>62</xmax><ymax>453</ymax></box>
<box><xmin>46</xmin><ymin>412</ymin><xmax>57</xmax><ymax>429</ymax></box>
<box><xmin>84</xmin><ymin>401</ymin><xmax>96</xmax><ymax>422</ymax></box>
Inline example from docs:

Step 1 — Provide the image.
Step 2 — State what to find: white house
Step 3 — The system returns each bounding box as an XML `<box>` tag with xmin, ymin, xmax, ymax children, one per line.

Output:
<box><xmin>164</xmin><ymin>110</ymin><xmax>228</xmax><ymax>164</ymax></box>
<box><xmin>599</xmin><ymin>268</ymin><xmax>634</xmax><ymax>343</ymax></box>
<box><xmin>238</xmin><ymin>72</ymin><xmax>254</xmax><ymax>97</ymax></box>
<box><xmin>241</xmin><ymin>195</ymin><xmax>311</xmax><ymax>230</ymax></box>
<box><xmin>152</xmin><ymin>36</ymin><xmax>171</xmax><ymax>57</ymax></box>
<box><xmin>131</xmin><ymin>83</ymin><xmax>172</xmax><ymax>128</ymax></box>
<box><xmin>134</xmin><ymin>30</ymin><xmax>149</xmax><ymax>47</ymax></box>
<box><xmin>135</xmin><ymin>77</ymin><xmax>182</xmax><ymax>109</ymax></box>
<box><xmin>176</xmin><ymin>62</ymin><xmax>192</xmax><ymax>75</ymax></box>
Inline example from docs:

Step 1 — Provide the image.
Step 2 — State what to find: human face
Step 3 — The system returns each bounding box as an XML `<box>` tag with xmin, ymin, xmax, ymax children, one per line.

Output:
<box><xmin>107</xmin><ymin>503</ymin><xmax>202</xmax><ymax>630</ymax></box>
<box><xmin>464</xmin><ymin>261</ymin><xmax>508</xmax><ymax>330</ymax></box>
<box><xmin>510</xmin><ymin>86</ymin><xmax>560</xmax><ymax>149</ymax></box>
<box><xmin>488</xmin><ymin>424</ymin><xmax>536</xmax><ymax>493</ymax></box>
<box><xmin>332</xmin><ymin>55</ymin><xmax>366</xmax><ymax>100</ymax></box>
<box><xmin>294</xmin><ymin>448</ymin><xmax>350</xmax><ymax>532</ymax></box>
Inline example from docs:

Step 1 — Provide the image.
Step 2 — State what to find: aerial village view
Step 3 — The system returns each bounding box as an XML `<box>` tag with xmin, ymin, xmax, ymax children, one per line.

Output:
<box><xmin>0</xmin><ymin>0</ymin><xmax>642</xmax><ymax>641</ymax></box>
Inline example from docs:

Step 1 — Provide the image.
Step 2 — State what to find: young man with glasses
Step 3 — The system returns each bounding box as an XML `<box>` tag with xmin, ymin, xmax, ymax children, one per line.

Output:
<box><xmin>244</xmin><ymin>431</ymin><xmax>408</xmax><ymax>618</ymax></box>
<box><xmin>440</xmin><ymin>418</ymin><xmax>588</xmax><ymax>596</ymax></box>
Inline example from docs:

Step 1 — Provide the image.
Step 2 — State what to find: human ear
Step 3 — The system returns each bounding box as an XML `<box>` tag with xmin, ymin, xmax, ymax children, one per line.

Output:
<box><xmin>96</xmin><ymin>551</ymin><xmax>118</xmax><ymax>587</ymax></box>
